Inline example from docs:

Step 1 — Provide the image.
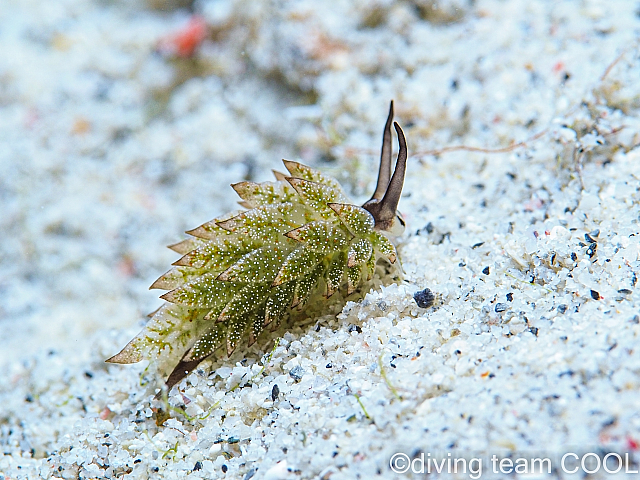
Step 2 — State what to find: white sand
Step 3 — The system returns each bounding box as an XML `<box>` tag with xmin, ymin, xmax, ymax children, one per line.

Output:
<box><xmin>2</xmin><ymin>0</ymin><xmax>640</xmax><ymax>478</ymax></box>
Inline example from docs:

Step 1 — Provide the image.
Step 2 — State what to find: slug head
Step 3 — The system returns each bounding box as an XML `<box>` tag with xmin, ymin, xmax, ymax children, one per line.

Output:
<box><xmin>362</xmin><ymin>101</ymin><xmax>407</xmax><ymax>236</ymax></box>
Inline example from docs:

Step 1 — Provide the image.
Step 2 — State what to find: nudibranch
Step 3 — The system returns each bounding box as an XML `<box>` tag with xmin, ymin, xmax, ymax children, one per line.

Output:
<box><xmin>107</xmin><ymin>102</ymin><xmax>408</xmax><ymax>390</ymax></box>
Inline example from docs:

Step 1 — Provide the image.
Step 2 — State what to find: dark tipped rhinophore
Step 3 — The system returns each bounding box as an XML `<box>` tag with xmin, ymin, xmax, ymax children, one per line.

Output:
<box><xmin>370</xmin><ymin>101</ymin><xmax>395</xmax><ymax>201</ymax></box>
<box><xmin>363</xmin><ymin>101</ymin><xmax>408</xmax><ymax>233</ymax></box>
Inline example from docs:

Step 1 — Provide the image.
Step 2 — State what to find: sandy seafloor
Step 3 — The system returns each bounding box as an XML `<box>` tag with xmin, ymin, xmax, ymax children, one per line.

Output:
<box><xmin>2</xmin><ymin>0</ymin><xmax>640</xmax><ymax>478</ymax></box>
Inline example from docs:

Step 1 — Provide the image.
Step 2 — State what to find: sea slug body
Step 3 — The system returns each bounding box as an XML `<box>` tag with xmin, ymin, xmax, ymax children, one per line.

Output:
<box><xmin>107</xmin><ymin>102</ymin><xmax>409</xmax><ymax>390</ymax></box>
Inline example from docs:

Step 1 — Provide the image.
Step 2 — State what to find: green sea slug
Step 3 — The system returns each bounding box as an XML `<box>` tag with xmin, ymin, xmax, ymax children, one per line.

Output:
<box><xmin>107</xmin><ymin>102</ymin><xmax>409</xmax><ymax>390</ymax></box>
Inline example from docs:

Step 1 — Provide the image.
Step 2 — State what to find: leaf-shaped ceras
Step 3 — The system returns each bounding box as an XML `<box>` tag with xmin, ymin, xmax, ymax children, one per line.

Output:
<box><xmin>107</xmin><ymin>101</ymin><xmax>409</xmax><ymax>390</ymax></box>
